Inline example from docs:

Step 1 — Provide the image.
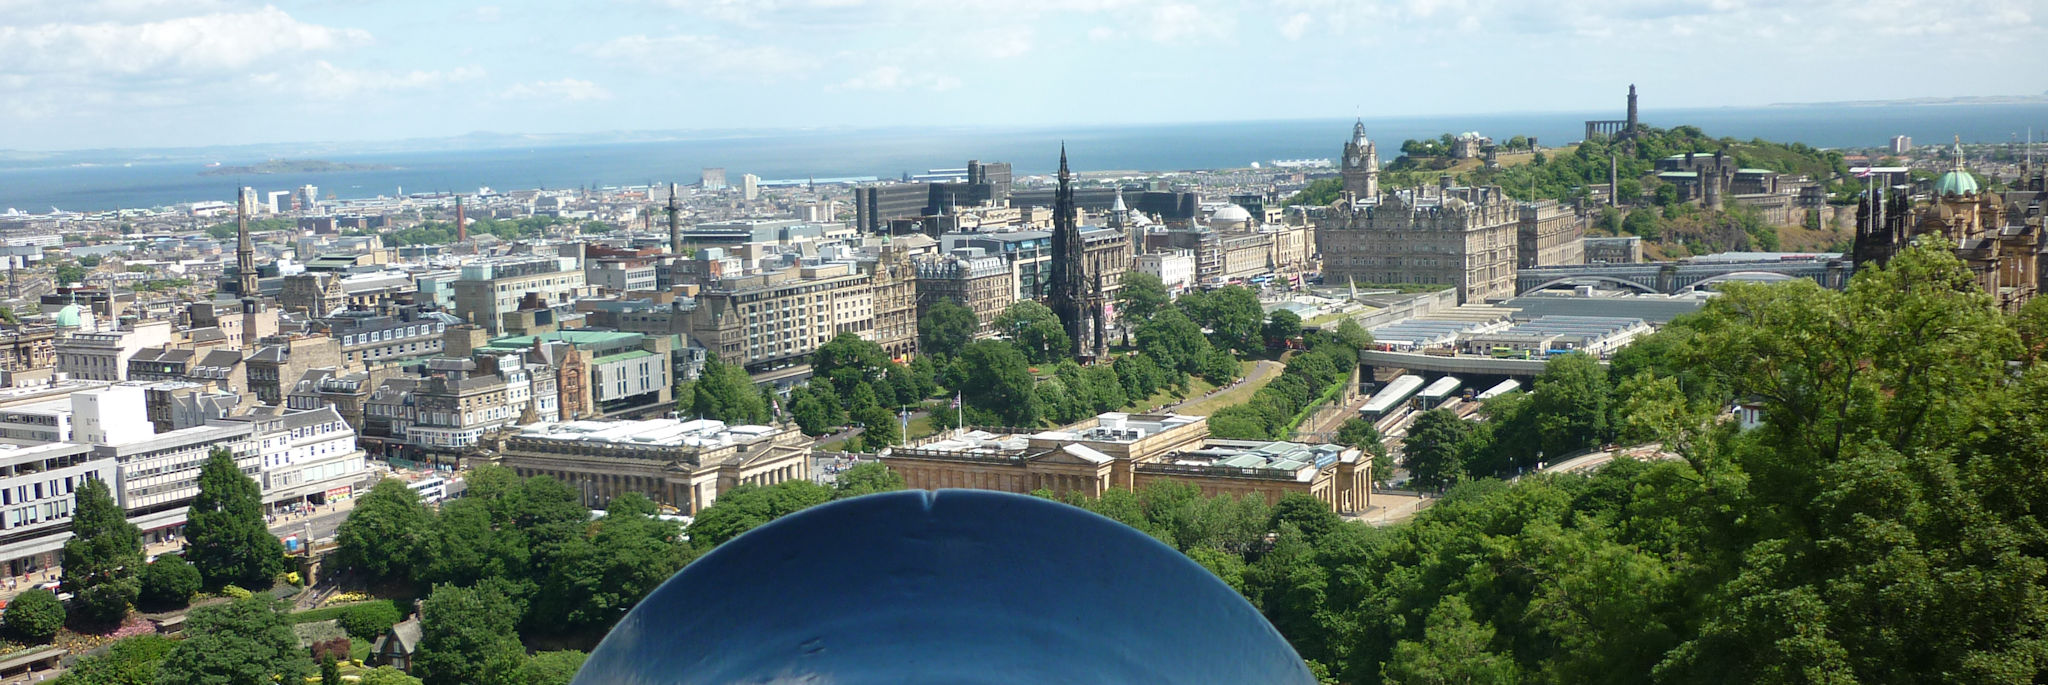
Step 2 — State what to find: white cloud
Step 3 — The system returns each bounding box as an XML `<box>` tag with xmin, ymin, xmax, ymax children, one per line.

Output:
<box><xmin>249</xmin><ymin>61</ymin><xmax>485</xmax><ymax>100</ymax></box>
<box><xmin>1087</xmin><ymin>26</ymin><xmax>1117</xmax><ymax>41</ymax></box>
<box><xmin>502</xmin><ymin>78</ymin><xmax>615</xmax><ymax>102</ymax></box>
<box><xmin>1278</xmin><ymin>13</ymin><xmax>1311</xmax><ymax>39</ymax></box>
<box><xmin>1144</xmin><ymin>3</ymin><xmax>1232</xmax><ymax>43</ymax></box>
<box><xmin>975</xmin><ymin>26</ymin><xmax>1036</xmax><ymax>59</ymax></box>
<box><xmin>588</xmin><ymin>33</ymin><xmax>816</xmax><ymax>75</ymax></box>
<box><xmin>829</xmin><ymin>66</ymin><xmax>961</xmax><ymax>92</ymax></box>
<box><xmin>0</xmin><ymin>7</ymin><xmax>370</xmax><ymax>77</ymax></box>
<box><xmin>473</xmin><ymin>6</ymin><xmax>504</xmax><ymax>22</ymax></box>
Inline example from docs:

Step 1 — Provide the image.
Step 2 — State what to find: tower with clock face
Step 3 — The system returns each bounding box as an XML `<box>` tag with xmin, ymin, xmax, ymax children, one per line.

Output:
<box><xmin>1340</xmin><ymin>120</ymin><xmax>1379</xmax><ymax>200</ymax></box>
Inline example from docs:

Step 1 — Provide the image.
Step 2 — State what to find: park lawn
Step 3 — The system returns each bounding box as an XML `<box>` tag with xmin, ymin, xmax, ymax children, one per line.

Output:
<box><xmin>906</xmin><ymin>415</ymin><xmax>936</xmax><ymax>440</ymax></box>
<box><xmin>1175</xmin><ymin>361</ymin><xmax>1275</xmax><ymax>417</ymax></box>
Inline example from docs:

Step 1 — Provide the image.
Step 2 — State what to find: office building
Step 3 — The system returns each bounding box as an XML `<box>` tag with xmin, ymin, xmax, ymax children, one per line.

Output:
<box><xmin>451</xmin><ymin>255</ymin><xmax>589</xmax><ymax>335</ymax></box>
<box><xmin>54</xmin><ymin>321</ymin><xmax>174</xmax><ymax>382</ymax></box>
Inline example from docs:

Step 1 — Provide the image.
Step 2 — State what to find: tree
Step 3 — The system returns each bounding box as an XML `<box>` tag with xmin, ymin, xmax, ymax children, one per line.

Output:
<box><xmin>812</xmin><ymin>333</ymin><xmax>888</xmax><ymax>390</ymax></box>
<box><xmin>956</xmin><ymin>340</ymin><xmax>1039</xmax><ymax>427</ymax></box>
<box><xmin>139</xmin><ymin>554</ymin><xmax>202</xmax><ymax>608</ymax></box>
<box><xmin>1383</xmin><ymin>597</ymin><xmax>1521</xmax><ymax>685</ymax></box>
<box><xmin>53</xmin><ymin>634</ymin><xmax>174</xmax><ymax>685</ymax></box>
<box><xmin>994</xmin><ymin>301</ymin><xmax>1070</xmax><ymax>363</ymax></box>
<box><xmin>687</xmin><ymin>356</ymin><xmax>768</xmax><ymax>424</ymax></box>
<box><xmin>1525</xmin><ymin>352</ymin><xmax>1611</xmax><ymax>459</ymax></box>
<box><xmin>917</xmin><ymin>300</ymin><xmax>979</xmax><ymax>359</ymax></box>
<box><xmin>1196</xmin><ymin>347</ymin><xmax>1241</xmax><ymax>385</ymax></box>
<box><xmin>1116</xmin><ymin>272</ymin><xmax>1171</xmax><ymax>325</ymax></box>
<box><xmin>4</xmin><ymin>589</ymin><xmax>62</xmax><ymax>643</ymax></box>
<box><xmin>508</xmin><ymin>651</ymin><xmax>588</xmax><ymax>685</ymax></box>
<box><xmin>157</xmin><ymin>595</ymin><xmax>311</xmax><ymax>685</ymax></box>
<box><xmin>336</xmin><ymin>478</ymin><xmax>432</xmax><ymax>584</ymax></box>
<box><xmin>1183</xmin><ymin>286</ymin><xmax>1264</xmax><ymax>354</ymax></box>
<box><xmin>1264</xmin><ymin>309</ymin><xmax>1303</xmax><ymax>345</ymax></box>
<box><xmin>1623</xmin><ymin>209</ymin><xmax>1661</xmax><ymax>239</ymax></box>
<box><xmin>1403</xmin><ymin>409</ymin><xmax>1472</xmax><ymax>491</ymax></box>
<box><xmin>854</xmin><ymin>405</ymin><xmax>900</xmax><ymax>449</ymax></box>
<box><xmin>321</xmin><ymin>655</ymin><xmax>342</xmax><ymax>685</ymax></box>
<box><xmin>340</xmin><ymin>602</ymin><xmax>404</xmax><ymax>641</ymax></box>
<box><xmin>185</xmin><ymin>447</ymin><xmax>285</xmax><ymax>590</ymax></box>
<box><xmin>1334</xmin><ymin>318</ymin><xmax>1374</xmax><ymax>351</ymax></box>
<box><xmin>61</xmin><ymin>477</ymin><xmax>142</xmax><ymax>625</ymax></box>
<box><xmin>833</xmin><ymin>462</ymin><xmax>905</xmax><ymax>499</ymax></box>
<box><xmin>415</xmin><ymin>579</ymin><xmax>527</xmax><ymax>685</ymax></box>
<box><xmin>685</xmin><ymin>481</ymin><xmax>834</xmax><ymax>550</ymax></box>
<box><xmin>1267</xmin><ymin>493</ymin><xmax>1339</xmax><ymax>544</ymax></box>
<box><xmin>357</xmin><ymin>668</ymin><xmax>426</xmax><ymax>685</ymax></box>
<box><xmin>1136</xmin><ymin>307</ymin><xmax>1211</xmax><ymax>376</ymax></box>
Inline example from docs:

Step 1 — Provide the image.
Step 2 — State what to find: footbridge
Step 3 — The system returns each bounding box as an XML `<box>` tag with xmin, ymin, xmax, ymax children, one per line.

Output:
<box><xmin>1516</xmin><ymin>256</ymin><xmax>1853</xmax><ymax>296</ymax></box>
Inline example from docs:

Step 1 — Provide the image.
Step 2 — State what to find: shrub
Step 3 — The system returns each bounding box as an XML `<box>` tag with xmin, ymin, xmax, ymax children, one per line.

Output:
<box><xmin>339</xmin><ymin>601</ymin><xmax>403</xmax><ymax>641</ymax></box>
<box><xmin>222</xmin><ymin>585</ymin><xmax>253</xmax><ymax>600</ymax></box>
<box><xmin>141</xmin><ymin>555</ymin><xmax>203</xmax><ymax>607</ymax></box>
<box><xmin>4</xmin><ymin>589</ymin><xmax>63</xmax><ymax>643</ymax></box>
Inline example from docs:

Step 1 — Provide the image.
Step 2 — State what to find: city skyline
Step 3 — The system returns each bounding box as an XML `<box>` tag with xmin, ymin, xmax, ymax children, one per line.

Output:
<box><xmin>0</xmin><ymin>0</ymin><xmax>2042</xmax><ymax>151</ymax></box>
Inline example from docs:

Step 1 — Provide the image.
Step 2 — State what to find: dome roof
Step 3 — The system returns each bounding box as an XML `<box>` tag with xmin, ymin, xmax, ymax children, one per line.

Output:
<box><xmin>1935</xmin><ymin>170</ymin><xmax>1979</xmax><ymax>197</ymax></box>
<box><xmin>54</xmin><ymin>304</ymin><xmax>83</xmax><ymax>328</ymax></box>
<box><xmin>1209</xmin><ymin>204</ymin><xmax>1252</xmax><ymax>224</ymax></box>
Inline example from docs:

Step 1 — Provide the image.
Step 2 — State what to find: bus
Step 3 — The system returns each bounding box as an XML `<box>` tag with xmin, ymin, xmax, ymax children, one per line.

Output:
<box><xmin>1412</xmin><ymin>376</ymin><xmax>1463</xmax><ymax>410</ymax></box>
<box><xmin>1360</xmin><ymin>375</ymin><xmax>1425</xmax><ymax>423</ymax></box>
<box><xmin>1475</xmin><ymin>379</ymin><xmax>1521</xmax><ymax>401</ymax></box>
<box><xmin>409</xmin><ymin>477</ymin><xmax>448</xmax><ymax>504</ymax></box>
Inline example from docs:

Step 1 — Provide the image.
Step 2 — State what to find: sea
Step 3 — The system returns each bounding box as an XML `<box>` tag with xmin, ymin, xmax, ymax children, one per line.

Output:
<box><xmin>5</xmin><ymin>103</ymin><xmax>2047</xmax><ymax>213</ymax></box>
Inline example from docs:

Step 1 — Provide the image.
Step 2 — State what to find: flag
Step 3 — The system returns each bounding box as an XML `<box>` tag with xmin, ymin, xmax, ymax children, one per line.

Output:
<box><xmin>951</xmin><ymin>393</ymin><xmax>961</xmax><ymax>409</ymax></box>
<box><xmin>1855</xmin><ymin>167</ymin><xmax>1874</xmax><ymax>178</ymax></box>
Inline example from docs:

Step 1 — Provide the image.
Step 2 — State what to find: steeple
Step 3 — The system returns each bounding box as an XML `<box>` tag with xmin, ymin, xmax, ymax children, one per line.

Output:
<box><xmin>1048</xmin><ymin>144</ymin><xmax>1086</xmax><ymax>359</ymax></box>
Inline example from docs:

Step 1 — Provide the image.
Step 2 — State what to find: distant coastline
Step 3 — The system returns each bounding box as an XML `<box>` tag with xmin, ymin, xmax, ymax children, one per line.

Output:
<box><xmin>1767</xmin><ymin>93</ymin><xmax>2048</xmax><ymax>108</ymax></box>
<box><xmin>199</xmin><ymin>159</ymin><xmax>394</xmax><ymax>176</ymax></box>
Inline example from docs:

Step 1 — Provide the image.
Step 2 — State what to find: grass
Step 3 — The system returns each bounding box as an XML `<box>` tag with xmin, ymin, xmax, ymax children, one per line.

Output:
<box><xmin>1175</xmin><ymin>361</ymin><xmax>1276</xmax><ymax>417</ymax></box>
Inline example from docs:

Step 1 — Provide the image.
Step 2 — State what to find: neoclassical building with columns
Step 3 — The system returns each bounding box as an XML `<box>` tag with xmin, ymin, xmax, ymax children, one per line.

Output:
<box><xmin>882</xmin><ymin>412</ymin><xmax>1371</xmax><ymax>514</ymax></box>
<box><xmin>496</xmin><ymin>418</ymin><xmax>811</xmax><ymax>513</ymax></box>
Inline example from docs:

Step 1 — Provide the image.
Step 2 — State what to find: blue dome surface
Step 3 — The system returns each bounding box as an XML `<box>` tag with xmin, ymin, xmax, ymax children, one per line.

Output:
<box><xmin>574</xmin><ymin>489</ymin><xmax>1315</xmax><ymax>685</ymax></box>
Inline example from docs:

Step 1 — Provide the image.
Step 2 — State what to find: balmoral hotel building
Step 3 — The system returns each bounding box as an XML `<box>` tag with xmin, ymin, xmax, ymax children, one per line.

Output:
<box><xmin>882</xmin><ymin>412</ymin><xmax>1371</xmax><ymax>514</ymax></box>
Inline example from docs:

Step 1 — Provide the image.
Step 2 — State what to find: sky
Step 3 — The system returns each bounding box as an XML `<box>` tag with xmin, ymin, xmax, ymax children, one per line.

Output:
<box><xmin>0</xmin><ymin>0</ymin><xmax>2042</xmax><ymax>151</ymax></box>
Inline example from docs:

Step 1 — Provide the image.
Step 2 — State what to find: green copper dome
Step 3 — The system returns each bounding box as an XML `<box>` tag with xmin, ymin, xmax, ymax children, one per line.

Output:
<box><xmin>54</xmin><ymin>304</ymin><xmax>83</xmax><ymax>328</ymax></box>
<box><xmin>1935</xmin><ymin>170</ymin><xmax>1979</xmax><ymax>197</ymax></box>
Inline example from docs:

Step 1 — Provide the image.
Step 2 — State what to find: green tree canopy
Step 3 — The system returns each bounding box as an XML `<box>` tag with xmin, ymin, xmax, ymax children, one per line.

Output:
<box><xmin>1263</xmin><ymin>309</ymin><xmax>1303</xmax><ymax>344</ymax></box>
<box><xmin>185</xmin><ymin>447</ymin><xmax>285</xmax><ymax>590</ymax></box>
<box><xmin>415</xmin><ymin>579</ymin><xmax>527</xmax><ymax>685</ymax></box>
<box><xmin>686</xmin><ymin>356</ymin><xmax>768</xmax><ymax>424</ymax></box>
<box><xmin>157</xmin><ymin>595</ymin><xmax>311</xmax><ymax>685</ymax></box>
<box><xmin>61</xmin><ymin>477</ymin><xmax>142</xmax><ymax>625</ymax></box>
<box><xmin>53</xmin><ymin>633</ymin><xmax>173</xmax><ymax>685</ymax></box>
<box><xmin>833</xmin><ymin>462</ymin><xmax>906</xmax><ymax>499</ymax></box>
<box><xmin>336</xmin><ymin>478</ymin><xmax>432</xmax><ymax>584</ymax></box>
<box><xmin>1403</xmin><ymin>409</ymin><xmax>1473</xmax><ymax>491</ymax></box>
<box><xmin>955</xmin><ymin>340</ymin><xmax>1039</xmax><ymax>427</ymax></box>
<box><xmin>917</xmin><ymin>299</ymin><xmax>979</xmax><ymax>359</ymax></box>
<box><xmin>4</xmin><ymin>589</ymin><xmax>62</xmax><ymax>643</ymax></box>
<box><xmin>686</xmin><ymin>481</ymin><xmax>833</xmax><ymax>551</ymax></box>
<box><xmin>139</xmin><ymin>554</ymin><xmax>202</xmax><ymax>609</ymax></box>
<box><xmin>1181</xmin><ymin>286</ymin><xmax>1264</xmax><ymax>354</ymax></box>
<box><xmin>812</xmin><ymin>333</ymin><xmax>889</xmax><ymax>390</ymax></box>
<box><xmin>1383</xmin><ymin>597</ymin><xmax>1521</xmax><ymax>685</ymax></box>
<box><xmin>993</xmin><ymin>301</ymin><xmax>1071</xmax><ymax>364</ymax></box>
<box><xmin>1115</xmin><ymin>271</ymin><xmax>1171</xmax><ymax>323</ymax></box>
<box><xmin>357</xmin><ymin>667</ymin><xmax>425</xmax><ymax>685</ymax></box>
<box><xmin>508</xmin><ymin>650</ymin><xmax>588</xmax><ymax>685</ymax></box>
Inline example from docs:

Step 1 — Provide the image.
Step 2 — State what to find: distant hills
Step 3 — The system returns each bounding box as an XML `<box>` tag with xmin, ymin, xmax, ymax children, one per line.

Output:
<box><xmin>198</xmin><ymin>159</ymin><xmax>393</xmax><ymax>176</ymax></box>
<box><xmin>1767</xmin><ymin>93</ymin><xmax>2048</xmax><ymax>108</ymax></box>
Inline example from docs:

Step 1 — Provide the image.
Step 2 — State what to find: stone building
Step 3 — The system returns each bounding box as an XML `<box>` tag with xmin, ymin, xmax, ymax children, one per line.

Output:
<box><xmin>0</xmin><ymin>326</ymin><xmax>55</xmax><ymax>375</ymax></box>
<box><xmin>1911</xmin><ymin>145</ymin><xmax>2042</xmax><ymax>312</ymax></box>
<box><xmin>686</xmin><ymin>263</ymin><xmax>874</xmax><ymax>371</ymax></box>
<box><xmin>451</xmin><ymin>255</ymin><xmax>588</xmax><ymax>335</ymax></box>
<box><xmin>1516</xmin><ymin>200</ymin><xmax>1588</xmax><ymax>268</ymax></box>
<box><xmin>858</xmin><ymin>240</ymin><xmax>920</xmax><ymax>359</ymax></box>
<box><xmin>498</xmin><ymin>418</ymin><xmax>812</xmax><ymax>513</ymax></box>
<box><xmin>881</xmin><ymin>413</ymin><xmax>1370</xmax><ymax>514</ymax></box>
<box><xmin>915</xmin><ymin>250</ymin><xmax>1016</xmax><ymax>337</ymax></box>
<box><xmin>54</xmin><ymin>320</ymin><xmax>174</xmax><ymax>382</ymax></box>
<box><xmin>1317</xmin><ymin>182</ymin><xmax>1521</xmax><ymax>304</ymax></box>
<box><xmin>244</xmin><ymin>334</ymin><xmax>346</xmax><ymax>406</ymax></box>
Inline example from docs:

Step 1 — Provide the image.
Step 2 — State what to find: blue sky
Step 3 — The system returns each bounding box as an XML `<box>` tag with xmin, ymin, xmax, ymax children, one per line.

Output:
<box><xmin>0</xmin><ymin>0</ymin><xmax>2041</xmax><ymax>151</ymax></box>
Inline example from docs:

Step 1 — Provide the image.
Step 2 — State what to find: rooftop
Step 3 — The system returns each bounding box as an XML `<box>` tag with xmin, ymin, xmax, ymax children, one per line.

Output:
<box><xmin>515</xmin><ymin>418</ymin><xmax>780</xmax><ymax>449</ymax></box>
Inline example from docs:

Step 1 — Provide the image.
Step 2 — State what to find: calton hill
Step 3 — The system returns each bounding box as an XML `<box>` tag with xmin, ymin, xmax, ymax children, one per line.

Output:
<box><xmin>1293</xmin><ymin>124</ymin><xmax>1871</xmax><ymax>259</ymax></box>
<box><xmin>30</xmin><ymin>238</ymin><xmax>2048</xmax><ymax>683</ymax></box>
